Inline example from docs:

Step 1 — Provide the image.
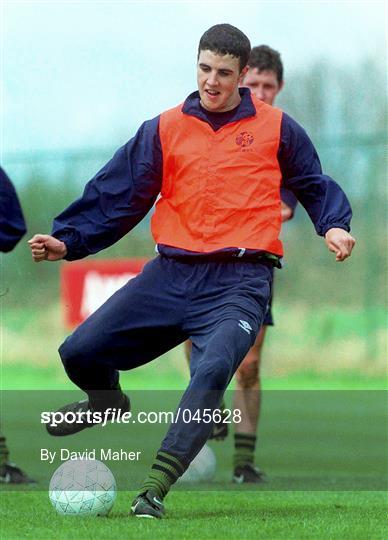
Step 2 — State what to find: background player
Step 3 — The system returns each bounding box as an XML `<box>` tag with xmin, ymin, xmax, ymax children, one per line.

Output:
<box><xmin>0</xmin><ymin>166</ymin><xmax>35</xmax><ymax>484</ymax></box>
<box><xmin>232</xmin><ymin>45</ymin><xmax>297</xmax><ymax>483</ymax></box>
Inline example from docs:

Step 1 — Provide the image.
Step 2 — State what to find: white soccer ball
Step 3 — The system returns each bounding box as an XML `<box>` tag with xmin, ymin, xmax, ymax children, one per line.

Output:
<box><xmin>179</xmin><ymin>444</ymin><xmax>217</xmax><ymax>483</ymax></box>
<box><xmin>49</xmin><ymin>459</ymin><xmax>116</xmax><ymax>516</ymax></box>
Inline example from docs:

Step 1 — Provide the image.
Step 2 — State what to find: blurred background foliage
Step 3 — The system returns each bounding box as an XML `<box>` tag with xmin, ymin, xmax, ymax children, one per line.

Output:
<box><xmin>1</xmin><ymin>59</ymin><xmax>387</xmax><ymax>376</ymax></box>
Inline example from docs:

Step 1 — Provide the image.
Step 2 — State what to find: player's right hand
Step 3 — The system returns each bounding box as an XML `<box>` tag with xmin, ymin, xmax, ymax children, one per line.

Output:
<box><xmin>28</xmin><ymin>234</ymin><xmax>67</xmax><ymax>262</ymax></box>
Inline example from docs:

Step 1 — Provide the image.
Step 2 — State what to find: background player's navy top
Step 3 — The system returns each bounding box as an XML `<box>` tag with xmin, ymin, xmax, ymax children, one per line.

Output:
<box><xmin>0</xmin><ymin>167</ymin><xmax>27</xmax><ymax>253</ymax></box>
<box><xmin>52</xmin><ymin>89</ymin><xmax>352</xmax><ymax>261</ymax></box>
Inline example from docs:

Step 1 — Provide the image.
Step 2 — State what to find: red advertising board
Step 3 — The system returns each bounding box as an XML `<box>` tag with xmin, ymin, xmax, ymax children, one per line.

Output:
<box><xmin>61</xmin><ymin>258</ymin><xmax>149</xmax><ymax>327</ymax></box>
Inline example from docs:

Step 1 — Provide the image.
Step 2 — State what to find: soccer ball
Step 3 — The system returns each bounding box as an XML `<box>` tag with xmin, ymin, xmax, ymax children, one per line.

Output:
<box><xmin>49</xmin><ymin>459</ymin><xmax>116</xmax><ymax>516</ymax></box>
<box><xmin>178</xmin><ymin>444</ymin><xmax>216</xmax><ymax>483</ymax></box>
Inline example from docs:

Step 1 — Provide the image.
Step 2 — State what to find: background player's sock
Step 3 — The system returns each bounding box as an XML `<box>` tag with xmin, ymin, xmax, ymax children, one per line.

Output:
<box><xmin>233</xmin><ymin>433</ymin><xmax>257</xmax><ymax>468</ymax></box>
<box><xmin>140</xmin><ymin>451</ymin><xmax>186</xmax><ymax>499</ymax></box>
<box><xmin>0</xmin><ymin>436</ymin><xmax>10</xmax><ymax>466</ymax></box>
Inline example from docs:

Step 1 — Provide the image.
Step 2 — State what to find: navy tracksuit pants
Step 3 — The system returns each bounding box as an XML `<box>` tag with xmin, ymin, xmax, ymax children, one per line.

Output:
<box><xmin>59</xmin><ymin>255</ymin><xmax>272</xmax><ymax>465</ymax></box>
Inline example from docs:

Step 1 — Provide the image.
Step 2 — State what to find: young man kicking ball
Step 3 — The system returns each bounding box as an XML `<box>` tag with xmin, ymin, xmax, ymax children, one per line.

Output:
<box><xmin>29</xmin><ymin>24</ymin><xmax>355</xmax><ymax>518</ymax></box>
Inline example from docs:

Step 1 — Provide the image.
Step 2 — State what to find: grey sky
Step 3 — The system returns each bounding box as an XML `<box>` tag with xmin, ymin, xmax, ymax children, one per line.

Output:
<box><xmin>2</xmin><ymin>1</ymin><xmax>386</xmax><ymax>154</ymax></box>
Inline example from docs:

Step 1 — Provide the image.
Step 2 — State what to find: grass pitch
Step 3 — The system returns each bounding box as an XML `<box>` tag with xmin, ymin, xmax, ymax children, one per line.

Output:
<box><xmin>1</xmin><ymin>380</ymin><xmax>387</xmax><ymax>539</ymax></box>
<box><xmin>2</xmin><ymin>490</ymin><xmax>387</xmax><ymax>539</ymax></box>
<box><xmin>1</xmin><ymin>334</ymin><xmax>387</xmax><ymax>538</ymax></box>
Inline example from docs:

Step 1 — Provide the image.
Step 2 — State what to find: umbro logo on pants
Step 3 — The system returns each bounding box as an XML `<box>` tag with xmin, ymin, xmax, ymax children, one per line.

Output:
<box><xmin>238</xmin><ymin>320</ymin><xmax>252</xmax><ymax>334</ymax></box>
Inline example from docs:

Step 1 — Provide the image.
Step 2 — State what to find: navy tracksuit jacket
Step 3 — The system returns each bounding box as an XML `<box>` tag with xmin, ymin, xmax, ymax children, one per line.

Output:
<box><xmin>0</xmin><ymin>167</ymin><xmax>26</xmax><ymax>252</ymax></box>
<box><xmin>54</xmin><ymin>89</ymin><xmax>352</xmax><ymax>467</ymax></box>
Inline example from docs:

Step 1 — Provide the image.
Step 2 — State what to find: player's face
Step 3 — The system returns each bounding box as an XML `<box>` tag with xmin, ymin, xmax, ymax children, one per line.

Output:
<box><xmin>242</xmin><ymin>68</ymin><xmax>283</xmax><ymax>105</ymax></box>
<box><xmin>197</xmin><ymin>50</ymin><xmax>247</xmax><ymax>113</ymax></box>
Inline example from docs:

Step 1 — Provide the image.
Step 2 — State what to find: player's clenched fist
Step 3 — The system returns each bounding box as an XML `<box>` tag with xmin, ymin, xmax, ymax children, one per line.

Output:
<box><xmin>28</xmin><ymin>234</ymin><xmax>67</xmax><ymax>262</ymax></box>
<box><xmin>324</xmin><ymin>228</ymin><xmax>355</xmax><ymax>262</ymax></box>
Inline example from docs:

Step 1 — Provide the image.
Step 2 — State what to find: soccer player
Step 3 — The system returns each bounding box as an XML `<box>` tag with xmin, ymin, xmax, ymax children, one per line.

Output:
<box><xmin>0</xmin><ymin>166</ymin><xmax>35</xmax><ymax>484</ymax></box>
<box><xmin>29</xmin><ymin>24</ymin><xmax>355</xmax><ymax>518</ymax></box>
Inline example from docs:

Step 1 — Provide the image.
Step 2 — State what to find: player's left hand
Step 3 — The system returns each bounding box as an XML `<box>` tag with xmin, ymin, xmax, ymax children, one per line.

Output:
<box><xmin>324</xmin><ymin>228</ymin><xmax>355</xmax><ymax>262</ymax></box>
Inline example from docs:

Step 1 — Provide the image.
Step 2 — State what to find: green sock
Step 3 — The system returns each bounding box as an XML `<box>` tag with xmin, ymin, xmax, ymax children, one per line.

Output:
<box><xmin>233</xmin><ymin>433</ymin><xmax>257</xmax><ymax>469</ymax></box>
<box><xmin>140</xmin><ymin>451</ymin><xmax>186</xmax><ymax>499</ymax></box>
<box><xmin>0</xmin><ymin>435</ymin><xmax>9</xmax><ymax>466</ymax></box>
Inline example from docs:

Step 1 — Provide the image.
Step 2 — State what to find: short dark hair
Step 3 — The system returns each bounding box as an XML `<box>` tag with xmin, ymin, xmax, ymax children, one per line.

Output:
<box><xmin>198</xmin><ymin>24</ymin><xmax>251</xmax><ymax>72</ymax></box>
<box><xmin>248</xmin><ymin>45</ymin><xmax>284</xmax><ymax>84</ymax></box>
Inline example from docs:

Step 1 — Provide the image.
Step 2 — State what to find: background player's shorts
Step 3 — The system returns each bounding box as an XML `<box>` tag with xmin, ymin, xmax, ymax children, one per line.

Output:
<box><xmin>263</xmin><ymin>267</ymin><xmax>275</xmax><ymax>326</ymax></box>
<box><xmin>263</xmin><ymin>294</ymin><xmax>274</xmax><ymax>326</ymax></box>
